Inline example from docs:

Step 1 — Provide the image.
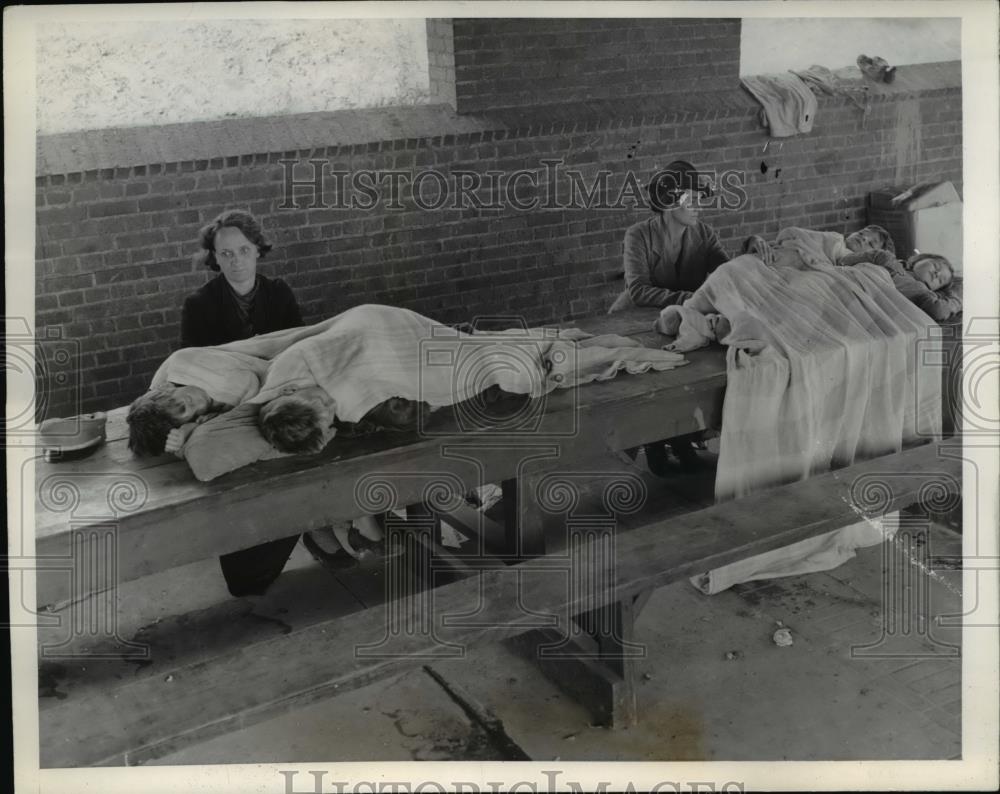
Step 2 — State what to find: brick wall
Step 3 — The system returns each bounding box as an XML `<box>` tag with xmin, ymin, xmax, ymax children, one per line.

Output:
<box><xmin>452</xmin><ymin>18</ymin><xmax>741</xmax><ymax>114</ymax></box>
<box><xmin>35</xmin><ymin>64</ymin><xmax>961</xmax><ymax>419</ymax></box>
<box><xmin>426</xmin><ymin>19</ymin><xmax>457</xmax><ymax>109</ymax></box>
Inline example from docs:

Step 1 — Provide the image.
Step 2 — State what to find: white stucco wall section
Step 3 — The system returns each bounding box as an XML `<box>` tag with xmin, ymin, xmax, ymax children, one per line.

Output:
<box><xmin>36</xmin><ymin>19</ymin><xmax>431</xmax><ymax>135</ymax></box>
<box><xmin>740</xmin><ymin>17</ymin><xmax>961</xmax><ymax>76</ymax></box>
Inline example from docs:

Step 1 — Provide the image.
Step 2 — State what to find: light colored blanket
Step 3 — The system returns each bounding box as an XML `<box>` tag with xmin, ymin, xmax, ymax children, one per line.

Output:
<box><xmin>653</xmin><ymin>254</ymin><xmax>942</xmax><ymax>593</ymax></box>
<box><xmin>659</xmin><ymin>255</ymin><xmax>941</xmax><ymax>498</ymax></box>
<box><xmin>741</xmin><ymin>73</ymin><xmax>819</xmax><ymax>137</ymax></box>
<box><xmin>218</xmin><ymin>304</ymin><xmax>688</xmax><ymax>421</ymax></box>
<box><xmin>772</xmin><ymin>226</ymin><xmax>852</xmax><ymax>269</ymax></box>
<box><xmin>154</xmin><ymin>304</ymin><xmax>688</xmax><ymax>480</ymax></box>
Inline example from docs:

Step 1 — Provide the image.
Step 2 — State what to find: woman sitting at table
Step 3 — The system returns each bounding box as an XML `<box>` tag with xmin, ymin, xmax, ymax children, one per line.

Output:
<box><xmin>609</xmin><ymin>160</ymin><xmax>731</xmax><ymax>313</ymax></box>
<box><xmin>176</xmin><ymin>208</ymin><xmax>309</xmax><ymax>594</ymax></box>
<box><xmin>609</xmin><ymin>161</ymin><xmax>732</xmax><ymax>473</ymax></box>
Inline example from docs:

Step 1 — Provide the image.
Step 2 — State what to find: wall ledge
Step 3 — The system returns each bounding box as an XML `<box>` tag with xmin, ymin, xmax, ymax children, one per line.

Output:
<box><xmin>36</xmin><ymin>60</ymin><xmax>960</xmax><ymax>182</ymax></box>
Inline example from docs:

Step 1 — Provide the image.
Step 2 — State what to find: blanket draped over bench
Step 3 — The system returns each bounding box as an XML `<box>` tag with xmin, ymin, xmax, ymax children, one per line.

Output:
<box><xmin>655</xmin><ymin>253</ymin><xmax>942</xmax><ymax>594</ymax></box>
<box><xmin>155</xmin><ymin>304</ymin><xmax>688</xmax><ymax>480</ymax></box>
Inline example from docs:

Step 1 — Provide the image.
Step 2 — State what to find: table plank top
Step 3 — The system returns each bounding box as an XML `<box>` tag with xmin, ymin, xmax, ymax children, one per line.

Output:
<box><xmin>33</xmin><ymin>309</ymin><xmax>727</xmax><ymax>547</ymax></box>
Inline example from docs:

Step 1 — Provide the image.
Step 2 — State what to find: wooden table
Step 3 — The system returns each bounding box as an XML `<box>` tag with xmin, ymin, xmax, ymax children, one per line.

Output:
<box><xmin>32</xmin><ymin>308</ymin><xmax>960</xmax><ymax>766</ymax></box>
<box><xmin>34</xmin><ymin>309</ymin><xmax>727</xmax><ymax>608</ymax></box>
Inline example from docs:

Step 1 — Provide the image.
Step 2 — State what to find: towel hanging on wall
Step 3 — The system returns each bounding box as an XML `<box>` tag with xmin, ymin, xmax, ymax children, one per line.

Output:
<box><xmin>741</xmin><ymin>72</ymin><xmax>818</xmax><ymax>138</ymax></box>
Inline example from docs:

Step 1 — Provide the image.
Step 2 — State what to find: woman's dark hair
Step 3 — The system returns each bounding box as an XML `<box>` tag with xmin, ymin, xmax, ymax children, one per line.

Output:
<box><xmin>647</xmin><ymin>160</ymin><xmax>710</xmax><ymax>213</ymax></box>
<box><xmin>194</xmin><ymin>209</ymin><xmax>273</xmax><ymax>271</ymax></box>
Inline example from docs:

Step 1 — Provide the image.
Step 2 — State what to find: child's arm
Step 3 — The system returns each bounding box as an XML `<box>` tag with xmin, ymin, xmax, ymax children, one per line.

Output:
<box><xmin>163</xmin><ymin>412</ymin><xmax>225</xmax><ymax>458</ymax></box>
<box><xmin>837</xmin><ymin>249</ymin><xmax>898</xmax><ymax>269</ymax></box>
<box><xmin>164</xmin><ymin>422</ymin><xmax>199</xmax><ymax>457</ymax></box>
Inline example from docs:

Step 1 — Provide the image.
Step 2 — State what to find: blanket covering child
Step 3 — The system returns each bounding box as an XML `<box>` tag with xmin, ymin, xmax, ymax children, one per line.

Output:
<box><xmin>654</xmin><ymin>251</ymin><xmax>942</xmax><ymax>594</ymax></box>
<box><xmin>150</xmin><ymin>304</ymin><xmax>689</xmax><ymax>480</ymax></box>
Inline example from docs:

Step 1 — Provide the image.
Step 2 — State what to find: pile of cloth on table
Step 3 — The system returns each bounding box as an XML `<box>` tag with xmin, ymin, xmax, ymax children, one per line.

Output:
<box><xmin>654</xmin><ymin>251</ymin><xmax>941</xmax><ymax>594</ymax></box>
<box><xmin>154</xmin><ymin>304</ymin><xmax>689</xmax><ymax>480</ymax></box>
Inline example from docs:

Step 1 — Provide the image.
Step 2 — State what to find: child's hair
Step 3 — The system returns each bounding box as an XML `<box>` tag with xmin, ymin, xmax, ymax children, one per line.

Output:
<box><xmin>259</xmin><ymin>398</ymin><xmax>328</xmax><ymax>454</ymax></box>
<box><xmin>906</xmin><ymin>252</ymin><xmax>954</xmax><ymax>284</ymax></box>
<box><xmin>860</xmin><ymin>225</ymin><xmax>896</xmax><ymax>255</ymax></box>
<box><xmin>193</xmin><ymin>209</ymin><xmax>273</xmax><ymax>272</ymax></box>
<box><xmin>365</xmin><ymin>397</ymin><xmax>420</xmax><ymax>430</ymax></box>
<box><xmin>127</xmin><ymin>391</ymin><xmax>185</xmax><ymax>456</ymax></box>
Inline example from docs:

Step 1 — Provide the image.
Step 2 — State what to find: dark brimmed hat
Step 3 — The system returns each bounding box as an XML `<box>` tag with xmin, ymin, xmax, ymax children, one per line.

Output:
<box><xmin>647</xmin><ymin>160</ymin><xmax>713</xmax><ymax>212</ymax></box>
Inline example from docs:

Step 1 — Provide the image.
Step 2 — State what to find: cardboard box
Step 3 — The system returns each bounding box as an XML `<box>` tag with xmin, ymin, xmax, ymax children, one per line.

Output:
<box><xmin>867</xmin><ymin>182</ymin><xmax>963</xmax><ymax>272</ymax></box>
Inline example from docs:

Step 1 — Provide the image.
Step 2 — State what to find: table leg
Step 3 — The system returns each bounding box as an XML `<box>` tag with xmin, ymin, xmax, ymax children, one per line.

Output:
<box><xmin>500</xmin><ymin>475</ymin><xmax>547</xmax><ymax>559</ymax></box>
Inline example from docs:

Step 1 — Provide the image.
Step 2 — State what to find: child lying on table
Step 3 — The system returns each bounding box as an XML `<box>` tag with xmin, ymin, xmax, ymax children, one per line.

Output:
<box><xmin>743</xmin><ymin>224</ymin><xmax>961</xmax><ymax>321</ymax></box>
<box><xmin>742</xmin><ymin>224</ymin><xmax>896</xmax><ymax>270</ymax></box>
<box><xmin>128</xmin><ymin>378</ymin><xmax>423</xmax><ymax>561</ymax></box>
<box><xmin>866</xmin><ymin>252</ymin><xmax>962</xmax><ymax>322</ymax></box>
<box><xmin>128</xmin><ymin>304</ymin><xmax>685</xmax><ymax>461</ymax></box>
<box><xmin>128</xmin><ymin>304</ymin><xmax>688</xmax><ymax>559</ymax></box>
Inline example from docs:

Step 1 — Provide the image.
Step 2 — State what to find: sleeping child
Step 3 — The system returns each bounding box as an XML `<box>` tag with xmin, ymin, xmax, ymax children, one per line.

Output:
<box><xmin>127</xmin><ymin>304</ymin><xmax>688</xmax><ymax>560</ymax></box>
<box><xmin>741</xmin><ymin>224</ymin><xmax>896</xmax><ymax>270</ymax></box>
<box><xmin>128</xmin><ymin>304</ymin><xmax>686</xmax><ymax>461</ymax></box>
<box><xmin>126</xmin><ymin>369</ymin><xmax>422</xmax><ymax>563</ymax></box>
<box><xmin>867</xmin><ymin>252</ymin><xmax>962</xmax><ymax>322</ymax></box>
<box><xmin>742</xmin><ymin>225</ymin><xmax>961</xmax><ymax>321</ymax></box>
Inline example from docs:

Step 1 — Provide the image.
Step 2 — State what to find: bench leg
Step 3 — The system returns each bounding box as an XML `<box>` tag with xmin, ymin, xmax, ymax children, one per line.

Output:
<box><xmin>510</xmin><ymin>587</ymin><xmax>652</xmax><ymax>729</ymax></box>
<box><xmin>576</xmin><ymin>588</ymin><xmax>652</xmax><ymax>727</ymax></box>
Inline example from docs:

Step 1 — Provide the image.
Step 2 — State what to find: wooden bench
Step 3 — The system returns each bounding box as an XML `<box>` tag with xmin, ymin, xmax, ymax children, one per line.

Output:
<box><xmin>37</xmin><ymin>441</ymin><xmax>959</xmax><ymax>766</ymax></box>
<box><xmin>31</xmin><ymin>308</ymin><xmax>962</xmax><ymax>766</ymax></box>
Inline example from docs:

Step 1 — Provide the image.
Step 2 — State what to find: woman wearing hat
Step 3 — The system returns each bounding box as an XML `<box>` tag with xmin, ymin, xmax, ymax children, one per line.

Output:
<box><xmin>610</xmin><ymin>162</ymin><xmax>732</xmax><ymax>473</ymax></box>
<box><xmin>609</xmin><ymin>160</ymin><xmax>731</xmax><ymax>312</ymax></box>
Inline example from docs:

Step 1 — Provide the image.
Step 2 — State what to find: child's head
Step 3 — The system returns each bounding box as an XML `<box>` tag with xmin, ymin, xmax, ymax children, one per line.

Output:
<box><xmin>127</xmin><ymin>384</ymin><xmax>211</xmax><ymax>456</ymax></box>
<box><xmin>258</xmin><ymin>386</ymin><xmax>336</xmax><ymax>454</ymax></box>
<box><xmin>846</xmin><ymin>225</ymin><xmax>895</xmax><ymax>255</ymax></box>
<box><xmin>365</xmin><ymin>397</ymin><xmax>421</xmax><ymax>430</ymax></box>
<box><xmin>907</xmin><ymin>253</ymin><xmax>954</xmax><ymax>291</ymax></box>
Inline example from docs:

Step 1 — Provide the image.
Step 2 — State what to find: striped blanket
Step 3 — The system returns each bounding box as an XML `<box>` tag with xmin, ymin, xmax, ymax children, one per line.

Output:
<box><xmin>653</xmin><ymin>254</ymin><xmax>942</xmax><ymax>594</ymax></box>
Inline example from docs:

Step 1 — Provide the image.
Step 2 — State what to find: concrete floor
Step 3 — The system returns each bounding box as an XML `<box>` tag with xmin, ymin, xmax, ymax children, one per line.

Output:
<box><xmin>135</xmin><ymin>450</ymin><xmax>962</xmax><ymax>765</ymax></box>
<box><xmin>148</xmin><ymin>531</ymin><xmax>961</xmax><ymax>764</ymax></box>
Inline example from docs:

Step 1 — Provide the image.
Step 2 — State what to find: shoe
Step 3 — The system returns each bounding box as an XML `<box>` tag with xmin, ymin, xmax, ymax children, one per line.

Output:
<box><xmin>302</xmin><ymin>529</ymin><xmax>359</xmax><ymax>571</ymax></box>
<box><xmin>670</xmin><ymin>440</ymin><xmax>701</xmax><ymax>472</ymax></box>
<box><xmin>857</xmin><ymin>55</ymin><xmax>896</xmax><ymax>84</ymax></box>
<box><xmin>39</xmin><ymin>412</ymin><xmax>107</xmax><ymax>459</ymax></box>
<box><xmin>303</xmin><ymin>526</ymin><xmax>403</xmax><ymax>569</ymax></box>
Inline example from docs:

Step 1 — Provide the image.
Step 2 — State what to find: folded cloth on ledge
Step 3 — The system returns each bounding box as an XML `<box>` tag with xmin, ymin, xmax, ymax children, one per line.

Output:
<box><xmin>652</xmin><ymin>254</ymin><xmax>942</xmax><ymax>594</ymax></box>
<box><xmin>741</xmin><ymin>73</ymin><xmax>819</xmax><ymax>137</ymax></box>
<box><xmin>159</xmin><ymin>304</ymin><xmax>687</xmax><ymax>480</ymax></box>
<box><xmin>792</xmin><ymin>64</ymin><xmax>872</xmax><ymax>115</ymax></box>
